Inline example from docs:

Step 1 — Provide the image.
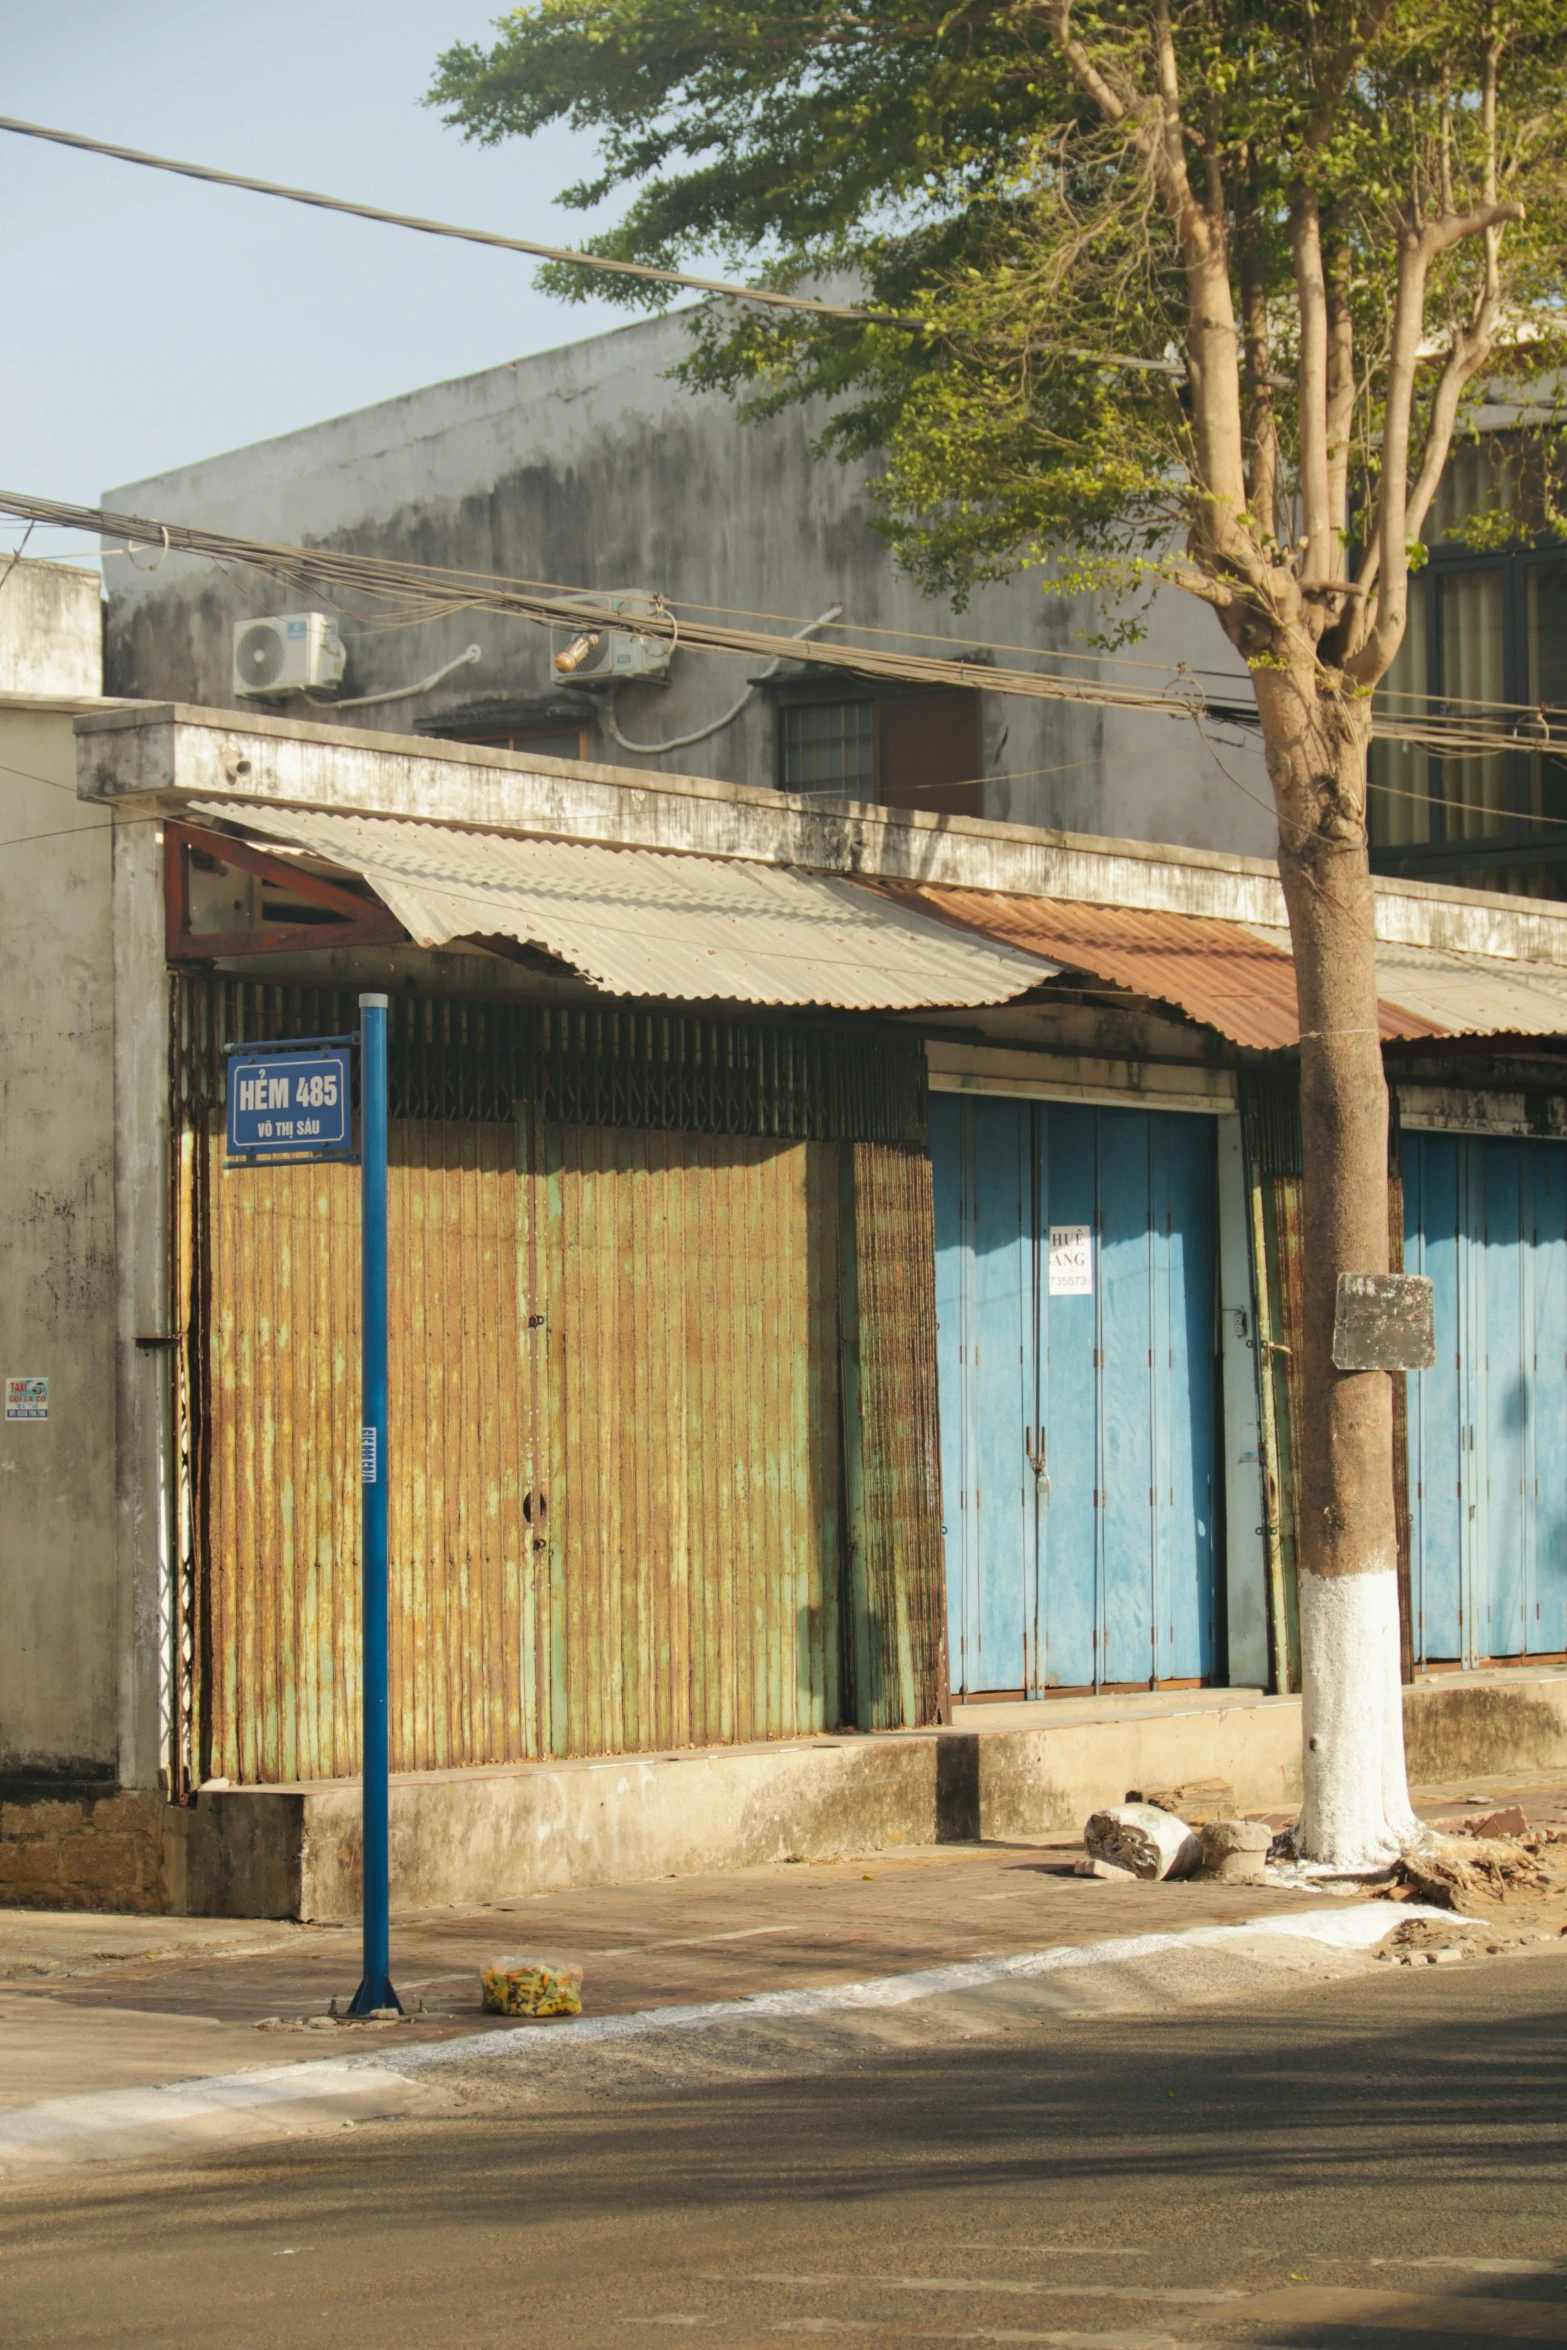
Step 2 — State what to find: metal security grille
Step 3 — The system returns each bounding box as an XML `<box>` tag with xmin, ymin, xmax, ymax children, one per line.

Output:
<box><xmin>780</xmin><ymin>699</ymin><xmax>875</xmax><ymax>797</ymax></box>
<box><xmin>171</xmin><ymin>980</ymin><xmax>927</xmax><ymax>1146</ymax></box>
<box><xmin>167</xmin><ymin>975</ymin><xmax>945</xmax><ymax>1791</ymax></box>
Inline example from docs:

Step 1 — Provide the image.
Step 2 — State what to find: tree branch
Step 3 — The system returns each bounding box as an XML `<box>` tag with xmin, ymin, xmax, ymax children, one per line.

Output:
<box><xmin>1422</xmin><ymin>197</ymin><xmax>1524</xmax><ymax>256</ymax></box>
<box><xmin>1324</xmin><ymin>219</ymin><xmax>1355</xmax><ymax>563</ymax></box>
<box><xmin>1293</xmin><ymin>189</ymin><xmax>1334</xmax><ymax>611</ymax></box>
<box><xmin>1349</xmin><ymin>196</ymin><xmax>1525</xmax><ymax>687</ymax></box>
<box><xmin>1304</xmin><ymin>0</ymin><xmax>1398</xmax><ymax>150</ymax></box>
<box><xmin>1164</xmin><ymin>564</ymin><xmax>1239</xmax><ymax>609</ymax></box>
<box><xmin>1041</xmin><ymin>0</ymin><xmax>1134</xmax><ymax>133</ymax></box>
<box><xmin>1238</xmin><ymin>179</ymin><xmax>1279</xmax><ymax>542</ymax></box>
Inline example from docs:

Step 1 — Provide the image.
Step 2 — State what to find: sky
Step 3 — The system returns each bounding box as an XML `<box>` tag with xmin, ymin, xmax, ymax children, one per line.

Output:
<box><xmin>0</xmin><ymin>1</ymin><xmax>630</xmax><ymax>550</ymax></box>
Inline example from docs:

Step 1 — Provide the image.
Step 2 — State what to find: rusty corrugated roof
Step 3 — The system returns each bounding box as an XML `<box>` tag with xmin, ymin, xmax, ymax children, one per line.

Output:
<box><xmin>880</xmin><ymin>885</ymin><xmax>1444</xmax><ymax>1049</ymax></box>
<box><xmin>1250</xmin><ymin>925</ymin><xmax>1567</xmax><ymax>1041</ymax></box>
<box><xmin>191</xmin><ymin>804</ymin><xmax>1053</xmax><ymax>1012</ymax></box>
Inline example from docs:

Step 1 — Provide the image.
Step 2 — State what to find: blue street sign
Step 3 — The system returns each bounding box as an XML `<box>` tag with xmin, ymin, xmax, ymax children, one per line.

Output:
<box><xmin>225</xmin><ymin>1040</ymin><xmax>355</xmax><ymax>1165</ymax></box>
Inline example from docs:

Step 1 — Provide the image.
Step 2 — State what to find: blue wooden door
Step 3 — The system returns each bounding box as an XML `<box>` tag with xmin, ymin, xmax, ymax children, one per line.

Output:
<box><xmin>932</xmin><ymin>1095</ymin><xmax>1218</xmax><ymax>1695</ymax></box>
<box><xmin>1404</xmin><ymin>1131</ymin><xmax>1567</xmax><ymax>1663</ymax></box>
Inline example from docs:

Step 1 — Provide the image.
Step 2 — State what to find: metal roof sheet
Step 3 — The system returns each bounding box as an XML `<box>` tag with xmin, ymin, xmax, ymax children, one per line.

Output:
<box><xmin>875</xmin><ymin>886</ymin><xmax>1319</xmax><ymax>1049</ymax></box>
<box><xmin>1248</xmin><ymin>925</ymin><xmax>1567</xmax><ymax>1040</ymax></box>
<box><xmin>189</xmin><ymin>803</ymin><xmax>1053</xmax><ymax>1011</ymax></box>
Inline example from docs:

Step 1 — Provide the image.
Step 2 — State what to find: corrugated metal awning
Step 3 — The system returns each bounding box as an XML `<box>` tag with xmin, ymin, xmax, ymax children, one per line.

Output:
<box><xmin>1248</xmin><ymin>926</ymin><xmax>1567</xmax><ymax>1041</ymax></box>
<box><xmin>187</xmin><ymin>803</ymin><xmax>1054</xmax><ymax>1011</ymax></box>
<box><xmin>872</xmin><ymin>886</ymin><xmax>1330</xmax><ymax>1049</ymax></box>
<box><xmin>898</xmin><ymin>884</ymin><xmax>1567</xmax><ymax>1048</ymax></box>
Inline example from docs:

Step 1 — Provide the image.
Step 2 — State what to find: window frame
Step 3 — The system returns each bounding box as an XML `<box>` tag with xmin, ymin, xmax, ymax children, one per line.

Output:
<box><xmin>1371</xmin><ymin>536</ymin><xmax>1567</xmax><ymax>881</ymax></box>
<box><xmin>772</xmin><ymin>680</ymin><xmax>984</xmax><ymax>809</ymax></box>
<box><xmin>775</xmin><ymin>690</ymin><xmax>879</xmax><ymax>800</ymax></box>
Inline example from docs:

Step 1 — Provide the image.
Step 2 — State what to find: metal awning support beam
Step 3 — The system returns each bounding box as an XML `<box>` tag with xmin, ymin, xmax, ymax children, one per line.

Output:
<box><xmin>163</xmin><ymin>820</ymin><xmax>407</xmax><ymax>961</ymax></box>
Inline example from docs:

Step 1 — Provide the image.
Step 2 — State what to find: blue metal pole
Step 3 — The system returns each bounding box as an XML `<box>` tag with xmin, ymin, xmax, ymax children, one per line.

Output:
<box><xmin>349</xmin><ymin>993</ymin><xmax>398</xmax><ymax>2016</ymax></box>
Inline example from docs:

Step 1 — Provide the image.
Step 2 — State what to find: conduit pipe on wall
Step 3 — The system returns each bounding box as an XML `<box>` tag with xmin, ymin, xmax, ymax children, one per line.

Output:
<box><xmin>308</xmin><ymin>643</ymin><xmax>482</xmax><ymax>710</ymax></box>
<box><xmin>603</xmin><ymin>606</ymin><xmax>844</xmax><ymax>756</ymax></box>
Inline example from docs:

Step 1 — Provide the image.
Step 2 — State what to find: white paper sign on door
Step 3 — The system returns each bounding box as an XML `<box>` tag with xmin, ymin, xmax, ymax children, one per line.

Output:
<box><xmin>1048</xmin><ymin>1224</ymin><xmax>1093</xmax><ymax>1295</ymax></box>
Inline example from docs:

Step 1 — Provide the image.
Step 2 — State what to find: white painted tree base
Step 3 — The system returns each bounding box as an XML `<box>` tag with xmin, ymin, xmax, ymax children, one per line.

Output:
<box><xmin>1297</xmin><ymin>1566</ymin><xmax>1425</xmax><ymax>1869</ymax></box>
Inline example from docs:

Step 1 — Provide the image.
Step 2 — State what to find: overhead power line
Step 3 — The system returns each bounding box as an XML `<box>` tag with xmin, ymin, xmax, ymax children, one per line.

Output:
<box><xmin>0</xmin><ymin>116</ymin><xmax>1224</xmax><ymax>381</ymax></box>
<box><xmin>0</xmin><ymin>114</ymin><xmax>919</xmax><ymax>329</ymax></box>
<box><xmin>0</xmin><ymin>489</ymin><xmax>1211</xmax><ymax>721</ymax></box>
<box><xmin>2</xmin><ymin>487</ymin><xmax>1559</xmax><ymax>760</ymax></box>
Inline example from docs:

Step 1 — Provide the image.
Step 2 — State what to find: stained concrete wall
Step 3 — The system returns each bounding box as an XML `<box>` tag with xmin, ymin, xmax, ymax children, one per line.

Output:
<box><xmin>102</xmin><ymin>310</ymin><xmax>1274</xmax><ymax>859</ymax></box>
<box><xmin>173</xmin><ymin>1668</ymin><xmax>1567</xmax><ymax>1921</ymax></box>
<box><xmin>0</xmin><ymin>701</ymin><xmax>117</xmax><ymax>1781</ymax></box>
<box><xmin>0</xmin><ymin>561</ymin><xmax>102</xmax><ymax>698</ymax></box>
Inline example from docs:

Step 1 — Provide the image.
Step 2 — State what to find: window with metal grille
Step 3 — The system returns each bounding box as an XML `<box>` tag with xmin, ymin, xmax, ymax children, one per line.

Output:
<box><xmin>780</xmin><ymin>698</ymin><xmax>875</xmax><ymax>796</ymax></box>
<box><xmin>1369</xmin><ymin>436</ymin><xmax>1567</xmax><ymax>896</ymax></box>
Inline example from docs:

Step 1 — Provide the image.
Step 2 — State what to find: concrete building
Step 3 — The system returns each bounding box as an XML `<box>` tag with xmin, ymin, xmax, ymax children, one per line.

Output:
<box><xmin>7</xmin><ymin>563</ymin><xmax>1567</xmax><ymax>1909</ymax></box>
<box><xmin>101</xmin><ymin>308</ymin><xmax>1276</xmax><ymax>862</ymax></box>
<box><xmin>6</xmin><ymin>333</ymin><xmax>1567</xmax><ymax>1916</ymax></box>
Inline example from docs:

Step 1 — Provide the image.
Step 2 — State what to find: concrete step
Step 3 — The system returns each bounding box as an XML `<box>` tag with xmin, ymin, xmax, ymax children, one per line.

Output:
<box><xmin>8</xmin><ymin>1667</ymin><xmax>1566</xmax><ymax>1919</ymax></box>
<box><xmin>157</xmin><ymin>1666</ymin><xmax>1567</xmax><ymax>1920</ymax></box>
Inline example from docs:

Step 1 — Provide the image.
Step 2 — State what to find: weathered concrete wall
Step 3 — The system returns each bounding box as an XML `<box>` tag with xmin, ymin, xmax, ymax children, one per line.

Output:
<box><xmin>101</xmin><ymin>311</ymin><xmax>1274</xmax><ymax>859</ymax></box>
<box><xmin>1403</xmin><ymin>1670</ymin><xmax>1567</xmax><ymax>1785</ymax></box>
<box><xmin>0</xmin><ymin>704</ymin><xmax>118</xmax><ymax>1780</ymax></box>
<box><xmin>963</xmin><ymin>1698</ymin><xmax>1305</xmax><ymax>1840</ymax></box>
<box><xmin>166</xmin><ymin>1671</ymin><xmax>1567</xmax><ymax>1920</ymax></box>
<box><xmin>76</xmin><ymin>701</ymin><xmax>1567</xmax><ymax>969</ymax></box>
<box><xmin>110</xmin><ymin>814</ymin><xmax>174</xmax><ymax>1796</ymax></box>
<box><xmin>187</xmin><ymin>1737</ymin><xmax>946</xmax><ymax>1921</ymax></box>
<box><xmin>0</xmin><ymin>561</ymin><xmax>102</xmax><ymax>697</ymax></box>
<box><xmin>182</xmin><ymin>1702</ymin><xmax>1301</xmax><ymax>1921</ymax></box>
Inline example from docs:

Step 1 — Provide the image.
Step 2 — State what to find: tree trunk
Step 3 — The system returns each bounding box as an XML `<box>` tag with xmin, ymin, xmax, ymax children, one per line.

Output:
<box><xmin>1253</xmin><ymin>659</ymin><xmax>1424</xmax><ymax>1869</ymax></box>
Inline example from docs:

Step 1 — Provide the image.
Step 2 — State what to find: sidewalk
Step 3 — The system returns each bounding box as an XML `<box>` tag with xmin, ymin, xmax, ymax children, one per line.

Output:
<box><xmin>2</xmin><ymin>1770</ymin><xmax>1563</xmax><ymax>2174</ymax></box>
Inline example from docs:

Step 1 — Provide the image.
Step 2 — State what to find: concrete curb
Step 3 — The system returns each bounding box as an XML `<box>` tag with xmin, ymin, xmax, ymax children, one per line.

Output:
<box><xmin>381</xmin><ymin>1901</ymin><xmax>1455</xmax><ymax>2072</ymax></box>
<box><xmin>0</xmin><ymin>1905</ymin><xmax>1451</xmax><ymax>2176</ymax></box>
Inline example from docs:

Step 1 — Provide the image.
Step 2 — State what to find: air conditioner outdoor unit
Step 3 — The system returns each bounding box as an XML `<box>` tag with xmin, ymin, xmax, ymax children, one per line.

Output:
<box><xmin>549</xmin><ymin>591</ymin><xmax>673</xmax><ymax>685</ymax></box>
<box><xmin>233</xmin><ymin>612</ymin><xmax>347</xmax><ymax>698</ymax></box>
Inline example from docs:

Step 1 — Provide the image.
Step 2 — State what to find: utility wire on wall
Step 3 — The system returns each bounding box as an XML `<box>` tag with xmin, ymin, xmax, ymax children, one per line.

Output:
<box><xmin>2</xmin><ymin>485</ymin><xmax>1561</xmax><ymax>763</ymax></box>
<box><xmin>0</xmin><ymin>489</ymin><xmax>1214</xmax><ymax>721</ymax></box>
<box><xmin>603</xmin><ymin>605</ymin><xmax>844</xmax><ymax>753</ymax></box>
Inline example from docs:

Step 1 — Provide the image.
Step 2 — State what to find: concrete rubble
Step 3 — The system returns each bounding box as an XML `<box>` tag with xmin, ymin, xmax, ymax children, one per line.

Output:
<box><xmin>1198</xmin><ymin>1818</ymin><xmax>1273</xmax><ymax>1883</ymax></box>
<box><xmin>1084</xmin><ymin>1803</ymin><xmax>1203</xmax><ymax>1880</ymax></box>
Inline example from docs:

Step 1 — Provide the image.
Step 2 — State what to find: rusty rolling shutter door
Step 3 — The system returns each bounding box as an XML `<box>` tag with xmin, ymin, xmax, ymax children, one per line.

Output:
<box><xmin>173</xmin><ymin>979</ymin><xmax>545</xmax><ymax>1786</ymax></box>
<box><xmin>174</xmin><ymin>981</ymin><xmax>940</xmax><ymax>1782</ymax></box>
<box><xmin>841</xmin><ymin>1139</ymin><xmax>949</xmax><ymax>1730</ymax></box>
<box><xmin>388</xmin><ymin>1113</ymin><xmax>540</xmax><ymax>1773</ymax></box>
<box><xmin>539</xmin><ymin>1120</ymin><xmax>845</xmax><ymax>1755</ymax></box>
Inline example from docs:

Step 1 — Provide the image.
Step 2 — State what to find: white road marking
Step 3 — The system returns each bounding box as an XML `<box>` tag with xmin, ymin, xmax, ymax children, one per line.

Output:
<box><xmin>1371</xmin><ymin>2258</ymin><xmax>1564</xmax><ymax>2276</ymax></box>
<box><xmin>704</xmin><ymin>2274</ymin><xmax>1243</xmax><ymax>2306</ymax></box>
<box><xmin>0</xmin><ymin>2060</ymin><xmax>422</xmax><ymax>2171</ymax></box>
<box><xmin>387</xmin><ymin>1903</ymin><xmax>1461</xmax><ymax>2078</ymax></box>
<box><xmin>0</xmin><ymin>1904</ymin><xmax>1456</xmax><ymax>2172</ymax></box>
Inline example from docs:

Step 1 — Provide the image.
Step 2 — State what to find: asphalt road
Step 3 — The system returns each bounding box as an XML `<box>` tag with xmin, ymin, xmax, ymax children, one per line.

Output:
<box><xmin>5</xmin><ymin>1938</ymin><xmax>1566</xmax><ymax>2348</ymax></box>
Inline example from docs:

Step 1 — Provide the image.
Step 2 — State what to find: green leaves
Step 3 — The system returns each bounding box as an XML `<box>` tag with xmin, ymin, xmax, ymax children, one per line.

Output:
<box><xmin>428</xmin><ymin>0</ymin><xmax>1567</xmax><ymax>613</ymax></box>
